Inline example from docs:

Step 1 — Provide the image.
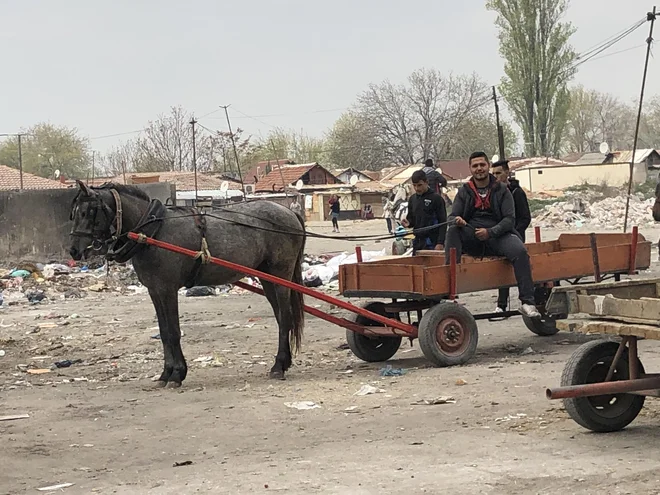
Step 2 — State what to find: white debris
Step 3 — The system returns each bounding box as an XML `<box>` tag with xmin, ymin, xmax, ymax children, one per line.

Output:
<box><xmin>284</xmin><ymin>401</ymin><xmax>321</xmax><ymax>410</ymax></box>
<box><xmin>354</xmin><ymin>384</ymin><xmax>386</xmax><ymax>396</ymax></box>
<box><xmin>533</xmin><ymin>193</ymin><xmax>654</xmax><ymax>230</ymax></box>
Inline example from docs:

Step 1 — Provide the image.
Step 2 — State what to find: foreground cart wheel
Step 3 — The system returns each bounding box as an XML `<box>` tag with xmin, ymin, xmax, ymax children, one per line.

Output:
<box><xmin>561</xmin><ymin>339</ymin><xmax>645</xmax><ymax>433</ymax></box>
<box><xmin>418</xmin><ymin>302</ymin><xmax>478</xmax><ymax>367</ymax></box>
<box><xmin>346</xmin><ymin>302</ymin><xmax>402</xmax><ymax>363</ymax></box>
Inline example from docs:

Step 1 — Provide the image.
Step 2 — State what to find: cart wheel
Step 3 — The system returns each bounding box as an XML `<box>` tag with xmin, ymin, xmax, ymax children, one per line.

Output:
<box><xmin>418</xmin><ymin>302</ymin><xmax>478</xmax><ymax>367</ymax></box>
<box><xmin>561</xmin><ymin>339</ymin><xmax>645</xmax><ymax>433</ymax></box>
<box><xmin>346</xmin><ymin>302</ymin><xmax>402</xmax><ymax>363</ymax></box>
<box><xmin>522</xmin><ymin>312</ymin><xmax>565</xmax><ymax>337</ymax></box>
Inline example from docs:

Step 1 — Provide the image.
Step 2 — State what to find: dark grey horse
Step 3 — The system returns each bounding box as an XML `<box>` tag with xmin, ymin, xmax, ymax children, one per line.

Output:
<box><xmin>68</xmin><ymin>180</ymin><xmax>306</xmax><ymax>388</ymax></box>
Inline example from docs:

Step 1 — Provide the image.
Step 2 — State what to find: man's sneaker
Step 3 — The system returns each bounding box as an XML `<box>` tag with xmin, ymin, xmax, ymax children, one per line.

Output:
<box><xmin>489</xmin><ymin>306</ymin><xmax>508</xmax><ymax>321</ymax></box>
<box><xmin>519</xmin><ymin>304</ymin><xmax>541</xmax><ymax>318</ymax></box>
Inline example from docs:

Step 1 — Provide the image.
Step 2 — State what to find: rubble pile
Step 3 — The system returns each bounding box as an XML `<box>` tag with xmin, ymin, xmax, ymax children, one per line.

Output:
<box><xmin>533</xmin><ymin>193</ymin><xmax>655</xmax><ymax>230</ymax></box>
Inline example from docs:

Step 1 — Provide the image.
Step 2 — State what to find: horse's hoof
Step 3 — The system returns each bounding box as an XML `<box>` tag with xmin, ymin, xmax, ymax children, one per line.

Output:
<box><xmin>154</xmin><ymin>380</ymin><xmax>168</xmax><ymax>388</ymax></box>
<box><xmin>269</xmin><ymin>371</ymin><xmax>286</xmax><ymax>380</ymax></box>
<box><xmin>166</xmin><ymin>381</ymin><xmax>182</xmax><ymax>389</ymax></box>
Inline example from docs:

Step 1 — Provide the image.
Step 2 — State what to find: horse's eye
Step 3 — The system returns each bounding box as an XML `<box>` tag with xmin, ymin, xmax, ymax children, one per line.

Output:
<box><xmin>81</xmin><ymin>211</ymin><xmax>86</xmax><ymax>218</ymax></box>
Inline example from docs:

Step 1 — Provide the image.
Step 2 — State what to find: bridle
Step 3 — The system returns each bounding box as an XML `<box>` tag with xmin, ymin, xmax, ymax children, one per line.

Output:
<box><xmin>69</xmin><ymin>188</ymin><xmax>123</xmax><ymax>251</ymax></box>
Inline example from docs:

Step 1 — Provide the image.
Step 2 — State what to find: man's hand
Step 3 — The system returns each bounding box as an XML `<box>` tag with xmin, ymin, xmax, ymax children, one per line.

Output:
<box><xmin>401</xmin><ymin>219</ymin><xmax>410</xmax><ymax>227</ymax></box>
<box><xmin>434</xmin><ymin>244</ymin><xmax>444</xmax><ymax>251</ymax></box>
<box><xmin>475</xmin><ymin>228</ymin><xmax>489</xmax><ymax>241</ymax></box>
<box><xmin>454</xmin><ymin>216</ymin><xmax>467</xmax><ymax>227</ymax></box>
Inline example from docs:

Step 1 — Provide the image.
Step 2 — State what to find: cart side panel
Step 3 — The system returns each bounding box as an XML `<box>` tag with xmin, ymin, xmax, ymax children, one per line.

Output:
<box><xmin>339</xmin><ymin>263</ymin><xmax>423</xmax><ymax>293</ymax></box>
<box><xmin>558</xmin><ymin>233</ymin><xmax>647</xmax><ymax>250</ymax></box>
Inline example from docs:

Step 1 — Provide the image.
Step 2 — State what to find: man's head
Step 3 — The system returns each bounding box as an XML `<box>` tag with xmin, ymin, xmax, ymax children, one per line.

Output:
<box><xmin>468</xmin><ymin>151</ymin><xmax>491</xmax><ymax>182</ymax></box>
<box><xmin>411</xmin><ymin>170</ymin><xmax>429</xmax><ymax>195</ymax></box>
<box><xmin>424</xmin><ymin>158</ymin><xmax>434</xmax><ymax>169</ymax></box>
<box><xmin>292</xmin><ymin>196</ymin><xmax>298</xmax><ymax>203</ymax></box>
<box><xmin>491</xmin><ymin>159</ymin><xmax>510</xmax><ymax>184</ymax></box>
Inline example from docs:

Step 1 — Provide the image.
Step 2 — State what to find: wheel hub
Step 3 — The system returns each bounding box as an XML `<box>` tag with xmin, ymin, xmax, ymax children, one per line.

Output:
<box><xmin>436</xmin><ymin>317</ymin><xmax>468</xmax><ymax>354</ymax></box>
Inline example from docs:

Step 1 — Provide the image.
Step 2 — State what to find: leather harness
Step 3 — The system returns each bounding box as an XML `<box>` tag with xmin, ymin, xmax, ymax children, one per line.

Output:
<box><xmin>71</xmin><ymin>186</ymin><xmax>212</xmax><ymax>288</ymax></box>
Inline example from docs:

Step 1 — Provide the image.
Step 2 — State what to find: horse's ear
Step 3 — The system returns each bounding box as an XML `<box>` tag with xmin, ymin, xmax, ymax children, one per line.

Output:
<box><xmin>76</xmin><ymin>179</ymin><xmax>94</xmax><ymax>197</ymax></box>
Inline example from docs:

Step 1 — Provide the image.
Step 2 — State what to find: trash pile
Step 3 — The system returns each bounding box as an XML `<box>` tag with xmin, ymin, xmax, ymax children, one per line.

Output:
<box><xmin>0</xmin><ymin>261</ymin><xmax>139</xmax><ymax>308</ymax></box>
<box><xmin>302</xmin><ymin>249</ymin><xmax>387</xmax><ymax>288</ymax></box>
<box><xmin>533</xmin><ymin>193</ymin><xmax>655</xmax><ymax>230</ymax></box>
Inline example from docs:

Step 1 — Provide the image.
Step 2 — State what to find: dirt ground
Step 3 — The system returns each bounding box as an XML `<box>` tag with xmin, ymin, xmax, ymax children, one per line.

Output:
<box><xmin>2</xmin><ymin>219</ymin><xmax>660</xmax><ymax>494</ymax></box>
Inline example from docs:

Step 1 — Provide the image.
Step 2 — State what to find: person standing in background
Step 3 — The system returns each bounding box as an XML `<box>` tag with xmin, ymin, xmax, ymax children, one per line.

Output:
<box><xmin>329</xmin><ymin>194</ymin><xmax>341</xmax><ymax>233</ymax></box>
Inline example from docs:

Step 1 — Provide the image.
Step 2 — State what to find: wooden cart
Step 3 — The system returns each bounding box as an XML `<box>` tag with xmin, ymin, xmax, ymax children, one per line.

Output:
<box><xmin>338</xmin><ymin>230</ymin><xmax>651</xmax><ymax>368</ymax></box>
<box><xmin>545</xmin><ymin>277</ymin><xmax>660</xmax><ymax>432</ymax></box>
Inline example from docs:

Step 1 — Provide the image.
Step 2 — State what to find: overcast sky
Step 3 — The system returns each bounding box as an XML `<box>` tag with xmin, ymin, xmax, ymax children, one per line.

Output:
<box><xmin>1</xmin><ymin>0</ymin><xmax>658</xmax><ymax>153</ymax></box>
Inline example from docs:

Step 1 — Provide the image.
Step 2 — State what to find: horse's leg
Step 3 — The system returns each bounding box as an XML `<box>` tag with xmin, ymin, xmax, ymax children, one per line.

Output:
<box><xmin>269</xmin><ymin>284</ymin><xmax>294</xmax><ymax>380</ymax></box>
<box><xmin>148</xmin><ymin>288</ymin><xmax>188</xmax><ymax>388</ymax></box>
<box><xmin>259</xmin><ymin>279</ymin><xmax>288</xmax><ymax>379</ymax></box>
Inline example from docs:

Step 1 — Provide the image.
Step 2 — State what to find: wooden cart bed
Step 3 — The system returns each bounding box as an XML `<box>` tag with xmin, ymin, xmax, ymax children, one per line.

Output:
<box><xmin>339</xmin><ymin>233</ymin><xmax>651</xmax><ymax>299</ymax></box>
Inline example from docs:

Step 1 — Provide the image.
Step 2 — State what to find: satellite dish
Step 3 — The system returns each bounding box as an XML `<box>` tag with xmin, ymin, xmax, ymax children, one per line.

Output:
<box><xmin>54</xmin><ymin>169</ymin><xmax>60</xmax><ymax>179</ymax></box>
<box><xmin>295</xmin><ymin>179</ymin><xmax>303</xmax><ymax>191</ymax></box>
<box><xmin>491</xmin><ymin>154</ymin><xmax>500</xmax><ymax>163</ymax></box>
<box><xmin>220</xmin><ymin>181</ymin><xmax>229</xmax><ymax>192</ymax></box>
<box><xmin>349</xmin><ymin>175</ymin><xmax>359</xmax><ymax>186</ymax></box>
<box><xmin>599</xmin><ymin>142</ymin><xmax>610</xmax><ymax>154</ymax></box>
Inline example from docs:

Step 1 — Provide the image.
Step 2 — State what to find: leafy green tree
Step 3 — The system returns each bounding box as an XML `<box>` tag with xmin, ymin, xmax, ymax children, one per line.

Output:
<box><xmin>0</xmin><ymin>123</ymin><xmax>91</xmax><ymax>179</ymax></box>
<box><xmin>487</xmin><ymin>0</ymin><xmax>577</xmax><ymax>157</ymax></box>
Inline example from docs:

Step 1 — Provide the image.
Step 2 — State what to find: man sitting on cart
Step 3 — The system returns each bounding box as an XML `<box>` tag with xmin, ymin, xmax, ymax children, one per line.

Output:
<box><xmin>401</xmin><ymin>170</ymin><xmax>447</xmax><ymax>255</ymax></box>
<box><xmin>445</xmin><ymin>151</ymin><xmax>540</xmax><ymax>319</ymax></box>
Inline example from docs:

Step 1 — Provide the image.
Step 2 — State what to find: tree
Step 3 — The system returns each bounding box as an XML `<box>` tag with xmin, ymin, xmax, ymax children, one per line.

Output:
<box><xmin>337</xmin><ymin>68</ymin><xmax>516</xmax><ymax>167</ymax></box>
<box><xmin>0</xmin><ymin>123</ymin><xmax>91</xmax><ymax>179</ymax></box>
<box><xmin>324</xmin><ymin>111</ymin><xmax>389</xmax><ymax>171</ymax></box>
<box><xmin>487</xmin><ymin>0</ymin><xmax>577</xmax><ymax>157</ymax></box>
<box><xmin>565</xmin><ymin>86</ymin><xmax>636</xmax><ymax>153</ymax></box>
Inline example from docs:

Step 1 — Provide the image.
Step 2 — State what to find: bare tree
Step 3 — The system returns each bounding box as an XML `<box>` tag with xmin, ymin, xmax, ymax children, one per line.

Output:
<box><xmin>352</xmin><ymin>68</ymin><xmax>513</xmax><ymax>165</ymax></box>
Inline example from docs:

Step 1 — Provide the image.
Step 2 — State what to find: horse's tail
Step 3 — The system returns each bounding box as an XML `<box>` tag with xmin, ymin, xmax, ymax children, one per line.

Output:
<box><xmin>290</xmin><ymin>211</ymin><xmax>306</xmax><ymax>354</ymax></box>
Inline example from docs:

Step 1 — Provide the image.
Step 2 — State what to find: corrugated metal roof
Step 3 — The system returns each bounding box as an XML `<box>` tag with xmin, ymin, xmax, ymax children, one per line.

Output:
<box><xmin>612</xmin><ymin>149</ymin><xmax>658</xmax><ymax>164</ymax></box>
<box><xmin>573</xmin><ymin>152</ymin><xmax>610</xmax><ymax>166</ymax></box>
<box><xmin>510</xmin><ymin>157</ymin><xmax>570</xmax><ymax>171</ymax></box>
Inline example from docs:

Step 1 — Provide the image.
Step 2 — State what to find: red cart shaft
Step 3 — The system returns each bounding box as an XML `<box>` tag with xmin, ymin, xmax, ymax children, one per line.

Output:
<box><xmin>128</xmin><ymin>232</ymin><xmax>416</xmax><ymax>335</ymax></box>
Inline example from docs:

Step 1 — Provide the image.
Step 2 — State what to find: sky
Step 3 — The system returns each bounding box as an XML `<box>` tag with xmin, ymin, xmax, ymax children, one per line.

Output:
<box><xmin>1</xmin><ymin>0</ymin><xmax>658</xmax><ymax>154</ymax></box>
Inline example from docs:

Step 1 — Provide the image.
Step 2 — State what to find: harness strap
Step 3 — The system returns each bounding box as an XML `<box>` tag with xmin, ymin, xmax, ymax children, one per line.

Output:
<box><xmin>184</xmin><ymin>209</ymin><xmax>212</xmax><ymax>288</ymax></box>
<box><xmin>109</xmin><ymin>189</ymin><xmax>123</xmax><ymax>236</ymax></box>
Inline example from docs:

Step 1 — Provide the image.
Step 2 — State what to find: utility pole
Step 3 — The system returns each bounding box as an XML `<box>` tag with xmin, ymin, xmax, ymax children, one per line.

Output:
<box><xmin>91</xmin><ymin>150</ymin><xmax>96</xmax><ymax>185</ymax></box>
<box><xmin>492</xmin><ymin>86</ymin><xmax>506</xmax><ymax>160</ymax></box>
<box><xmin>221</xmin><ymin>105</ymin><xmax>247</xmax><ymax>199</ymax></box>
<box><xmin>190</xmin><ymin>117</ymin><xmax>198</xmax><ymax>203</ymax></box>
<box><xmin>623</xmin><ymin>6</ymin><xmax>657</xmax><ymax>233</ymax></box>
<box><xmin>17</xmin><ymin>134</ymin><xmax>24</xmax><ymax>190</ymax></box>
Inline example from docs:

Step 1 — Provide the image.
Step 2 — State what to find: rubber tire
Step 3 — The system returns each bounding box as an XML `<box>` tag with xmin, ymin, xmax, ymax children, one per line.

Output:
<box><xmin>561</xmin><ymin>339</ymin><xmax>645</xmax><ymax>433</ymax></box>
<box><xmin>522</xmin><ymin>313</ymin><xmax>563</xmax><ymax>337</ymax></box>
<box><xmin>418</xmin><ymin>302</ymin><xmax>478</xmax><ymax>367</ymax></box>
<box><xmin>346</xmin><ymin>301</ymin><xmax>402</xmax><ymax>363</ymax></box>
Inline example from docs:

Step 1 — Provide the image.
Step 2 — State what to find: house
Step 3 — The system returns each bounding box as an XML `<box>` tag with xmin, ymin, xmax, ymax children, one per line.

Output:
<box><xmin>611</xmin><ymin>149</ymin><xmax>660</xmax><ymax>170</ymax></box>
<box><xmin>0</xmin><ymin>164</ymin><xmax>70</xmax><ymax>191</ymax></box>
<box><xmin>254</xmin><ymin>163</ymin><xmax>341</xmax><ymax>193</ymax></box>
<box><xmin>335</xmin><ymin>167</ymin><xmax>375</xmax><ymax>184</ymax></box>
<box><xmin>243</xmin><ymin>159</ymin><xmax>294</xmax><ymax>185</ymax></box>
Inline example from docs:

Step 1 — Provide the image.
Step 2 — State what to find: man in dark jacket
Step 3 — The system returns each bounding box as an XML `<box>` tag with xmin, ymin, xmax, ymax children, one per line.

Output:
<box><xmin>491</xmin><ymin>159</ymin><xmax>532</xmax><ymax>313</ymax></box>
<box><xmin>402</xmin><ymin>170</ymin><xmax>447</xmax><ymax>255</ymax></box>
<box><xmin>421</xmin><ymin>158</ymin><xmax>448</xmax><ymax>194</ymax></box>
<box><xmin>445</xmin><ymin>151</ymin><xmax>540</xmax><ymax>319</ymax></box>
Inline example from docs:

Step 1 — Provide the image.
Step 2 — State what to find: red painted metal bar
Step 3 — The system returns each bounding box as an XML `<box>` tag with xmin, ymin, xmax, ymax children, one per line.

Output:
<box><xmin>629</xmin><ymin>225</ymin><xmax>639</xmax><ymax>275</ymax></box>
<box><xmin>233</xmin><ymin>281</ymin><xmax>413</xmax><ymax>337</ymax></box>
<box><xmin>589</xmin><ymin>233</ymin><xmax>601</xmax><ymax>283</ymax></box>
<box><xmin>128</xmin><ymin>232</ymin><xmax>415</xmax><ymax>335</ymax></box>
<box><xmin>546</xmin><ymin>374</ymin><xmax>660</xmax><ymax>400</ymax></box>
<box><xmin>534</xmin><ymin>226</ymin><xmax>541</xmax><ymax>243</ymax></box>
<box><xmin>449</xmin><ymin>247</ymin><xmax>457</xmax><ymax>300</ymax></box>
<box><xmin>355</xmin><ymin>246</ymin><xmax>363</xmax><ymax>263</ymax></box>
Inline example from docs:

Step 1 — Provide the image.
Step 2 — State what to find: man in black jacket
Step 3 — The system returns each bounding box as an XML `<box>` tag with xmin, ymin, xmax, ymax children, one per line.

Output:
<box><xmin>491</xmin><ymin>159</ymin><xmax>532</xmax><ymax>313</ymax></box>
<box><xmin>421</xmin><ymin>158</ymin><xmax>448</xmax><ymax>194</ymax></box>
<box><xmin>445</xmin><ymin>152</ymin><xmax>540</xmax><ymax>318</ymax></box>
<box><xmin>402</xmin><ymin>170</ymin><xmax>447</xmax><ymax>255</ymax></box>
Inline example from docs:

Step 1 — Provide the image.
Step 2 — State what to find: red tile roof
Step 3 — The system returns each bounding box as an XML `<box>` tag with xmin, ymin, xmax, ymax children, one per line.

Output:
<box><xmin>111</xmin><ymin>171</ymin><xmax>244</xmax><ymax>191</ymax></box>
<box><xmin>0</xmin><ymin>164</ymin><xmax>70</xmax><ymax>190</ymax></box>
<box><xmin>244</xmin><ymin>159</ymin><xmax>294</xmax><ymax>184</ymax></box>
<box><xmin>436</xmin><ymin>159</ymin><xmax>471</xmax><ymax>180</ymax></box>
<box><xmin>255</xmin><ymin>163</ymin><xmax>340</xmax><ymax>192</ymax></box>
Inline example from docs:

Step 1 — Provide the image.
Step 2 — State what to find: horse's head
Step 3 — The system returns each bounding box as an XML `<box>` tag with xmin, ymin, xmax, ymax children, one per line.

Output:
<box><xmin>69</xmin><ymin>180</ymin><xmax>117</xmax><ymax>260</ymax></box>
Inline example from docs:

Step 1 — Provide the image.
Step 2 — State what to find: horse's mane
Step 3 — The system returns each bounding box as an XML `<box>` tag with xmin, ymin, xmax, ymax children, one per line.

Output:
<box><xmin>95</xmin><ymin>182</ymin><xmax>151</xmax><ymax>202</ymax></box>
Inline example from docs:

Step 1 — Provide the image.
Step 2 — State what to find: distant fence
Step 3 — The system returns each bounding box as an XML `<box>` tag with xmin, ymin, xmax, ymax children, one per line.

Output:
<box><xmin>0</xmin><ymin>182</ymin><xmax>174</xmax><ymax>261</ymax></box>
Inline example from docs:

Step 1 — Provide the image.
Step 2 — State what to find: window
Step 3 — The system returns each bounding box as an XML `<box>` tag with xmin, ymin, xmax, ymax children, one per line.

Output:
<box><xmin>537</xmin><ymin>170</ymin><xmax>543</xmax><ymax>175</ymax></box>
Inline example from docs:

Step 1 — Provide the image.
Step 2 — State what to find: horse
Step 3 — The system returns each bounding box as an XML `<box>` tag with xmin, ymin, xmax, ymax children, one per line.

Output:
<box><xmin>68</xmin><ymin>180</ymin><xmax>306</xmax><ymax>388</ymax></box>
